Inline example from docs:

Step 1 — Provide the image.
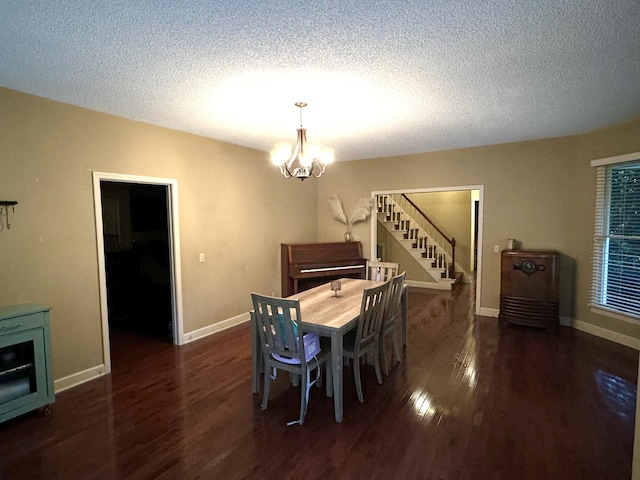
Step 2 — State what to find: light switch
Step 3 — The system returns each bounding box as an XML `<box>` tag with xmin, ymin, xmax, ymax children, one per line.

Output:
<box><xmin>199</xmin><ymin>253</ymin><xmax>205</xmax><ymax>263</ymax></box>
<box><xmin>494</xmin><ymin>245</ymin><xmax>500</xmax><ymax>253</ymax></box>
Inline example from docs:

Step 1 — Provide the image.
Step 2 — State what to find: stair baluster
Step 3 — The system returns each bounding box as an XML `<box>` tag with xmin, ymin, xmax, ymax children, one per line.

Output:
<box><xmin>376</xmin><ymin>194</ymin><xmax>460</xmax><ymax>289</ymax></box>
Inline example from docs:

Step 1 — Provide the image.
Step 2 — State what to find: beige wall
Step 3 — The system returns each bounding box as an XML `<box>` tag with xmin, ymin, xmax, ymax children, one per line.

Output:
<box><xmin>317</xmin><ymin>117</ymin><xmax>640</xmax><ymax>340</ymax></box>
<box><xmin>3</xmin><ymin>85</ymin><xmax>640</xmax><ymax>387</ymax></box>
<box><xmin>572</xmin><ymin>120</ymin><xmax>640</xmax><ymax>338</ymax></box>
<box><xmin>0</xmin><ymin>88</ymin><xmax>318</xmax><ymax>380</ymax></box>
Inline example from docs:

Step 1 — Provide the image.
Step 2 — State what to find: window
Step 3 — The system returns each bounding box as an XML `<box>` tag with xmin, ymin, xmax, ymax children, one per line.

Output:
<box><xmin>591</xmin><ymin>152</ymin><xmax>640</xmax><ymax>321</ymax></box>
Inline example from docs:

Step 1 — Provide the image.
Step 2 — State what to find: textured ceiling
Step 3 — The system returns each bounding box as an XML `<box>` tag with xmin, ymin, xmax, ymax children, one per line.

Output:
<box><xmin>1</xmin><ymin>1</ymin><xmax>639</xmax><ymax>162</ymax></box>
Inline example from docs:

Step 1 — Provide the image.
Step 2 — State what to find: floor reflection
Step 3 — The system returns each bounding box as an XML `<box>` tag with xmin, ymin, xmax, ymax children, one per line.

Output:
<box><xmin>0</xmin><ymin>283</ymin><xmax>637</xmax><ymax>479</ymax></box>
<box><xmin>410</xmin><ymin>388</ymin><xmax>438</xmax><ymax>421</ymax></box>
<box><xmin>596</xmin><ymin>369</ymin><xmax>637</xmax><ymax>420</ymax></box>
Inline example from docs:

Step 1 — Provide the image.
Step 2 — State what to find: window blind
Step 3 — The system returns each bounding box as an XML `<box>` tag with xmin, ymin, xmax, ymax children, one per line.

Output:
<box><xmin>591</xmin><ymin>161</ymin><xmax>640</xmax><ymax>319</ymax></box>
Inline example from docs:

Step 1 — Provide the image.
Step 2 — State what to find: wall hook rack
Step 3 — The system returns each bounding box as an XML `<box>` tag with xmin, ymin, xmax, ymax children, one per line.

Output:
<box><xmin>0</xmin><ymin>200</ymin><xmax>18</xmax><ymax>229</ymax></box>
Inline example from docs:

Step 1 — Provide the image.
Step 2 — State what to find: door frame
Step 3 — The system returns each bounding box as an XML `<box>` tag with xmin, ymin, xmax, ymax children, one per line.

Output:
<box><xmin>370</xmin><ymin>185</ymin><xmax>484</xmax><ymax>315</ymax></box>
<box><xmin>92</xmin><ymin>171</ymin><xmax>185</xmax><ymax>374</ymax></box>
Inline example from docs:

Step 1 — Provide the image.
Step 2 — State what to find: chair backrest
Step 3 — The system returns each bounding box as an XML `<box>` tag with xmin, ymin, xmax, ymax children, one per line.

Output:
<box><xmin>384</xmin><ymin>272</ymin><xmax>406</xmax><ymax>327</ymax></box>
<box><xmin>354</xmin><ymin>281</ymin><xmax>390</xmax><ymax>350</ymax></box>
<box><xmin>251</xmin><ymin>293</ymin><xmax>305</xmax><ymax>365</ymax></box>
<box><xmin>366</xmin><ymin>260</ymin><xmax>399</xmax><ymax>282</ymax></box>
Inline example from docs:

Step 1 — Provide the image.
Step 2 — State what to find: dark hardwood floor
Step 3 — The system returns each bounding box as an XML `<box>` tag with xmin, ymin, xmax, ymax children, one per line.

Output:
<box><xmin>1</xmin><ymin>283</ymin><xmax>637</xmax><ymax>479</ymax></box>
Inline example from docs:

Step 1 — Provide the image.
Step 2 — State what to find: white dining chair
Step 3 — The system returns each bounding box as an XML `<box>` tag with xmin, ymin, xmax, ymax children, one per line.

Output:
<box><xmin>251</xmin><ymin>293</ymin><xmax>332</xmax><ymax>425</ymax></box>
<box><xmin>342</xmin><ymin>281</ymin><xmax>390</xmax><ymax>403</ymax></box>
<box><xmin>366</xmin><ymin>260</ymin><xmax>399</xmax><ymax>282</ymax></box>
<box><xmin>380</xmin><ymin>271</ymin><xmax>406</xmax><ymax>375</ymax></box>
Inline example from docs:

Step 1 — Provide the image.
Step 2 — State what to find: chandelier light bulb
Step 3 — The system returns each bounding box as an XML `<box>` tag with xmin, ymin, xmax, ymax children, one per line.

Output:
<box><xmin>270</xmin><ymin>144</ymin><xmax>292</xmax><ymax>166</ymax></box>
<box><xmin>299</xmin><ymin>155</ymin><xmax>313</xmax><ymax>168</ymax></box>
<box><xmin>307</xmin><ymin>144</ymin><xmax>321</xmax><ymax>159</ymax></box>
<box><xmin>319</xmin><ymin>149</ymin><xmax>334</xmax><ymax>165</ymax></box>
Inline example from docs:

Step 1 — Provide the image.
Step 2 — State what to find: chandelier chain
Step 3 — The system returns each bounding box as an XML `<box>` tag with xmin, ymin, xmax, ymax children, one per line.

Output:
<box><xmin>295</xmin><ymin>101</ymin><xmax>307</xmax><ymax>128</ymax></box>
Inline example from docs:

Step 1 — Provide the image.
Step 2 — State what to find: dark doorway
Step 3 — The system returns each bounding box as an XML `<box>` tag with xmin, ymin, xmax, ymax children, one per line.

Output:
<box><xmin>100</xmin><ymin>182</ymin><xmax>173</xmax><ymax>341</ymax></box>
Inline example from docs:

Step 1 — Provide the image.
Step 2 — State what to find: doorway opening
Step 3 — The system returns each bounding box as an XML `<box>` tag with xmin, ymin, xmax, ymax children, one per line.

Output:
<box><xmin>101</xmin><ymin>182</ymin><xmax>172</xmax><ymax>338</ymax></box>
<box><xmin>93</xmin><ymin>172</ymin><xmax>184</xmax><ymax>374</ymax></box>
<box><xmin>371</xmin><ymin>186</ymin><xmax>484</xmax><ymax>315</ymax></box>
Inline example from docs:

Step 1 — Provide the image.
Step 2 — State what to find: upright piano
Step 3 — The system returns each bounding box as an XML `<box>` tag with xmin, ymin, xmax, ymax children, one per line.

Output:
<box><xmin>281</xmin><ymin>242</ymin><xmax>368</xmax><ymax>297</ymax></box>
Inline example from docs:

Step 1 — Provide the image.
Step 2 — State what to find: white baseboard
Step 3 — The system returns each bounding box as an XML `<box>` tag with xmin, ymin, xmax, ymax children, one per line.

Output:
<box><xmin>54</xmin><ymin>364</ymin><xmax>107</xmax><ymax>393</ymax></box>
<box><xmin>52</xmin><ymin>313</ymin><xmax>251</xmax><ymax>393</ymax></box>
<box><xmin>492</xmin><ymin>310</ymin><xmax>640</xmax><ymax>350</ymax></box>
<box><xmin>406</xmin><ymin>280</ymin><xmax>454</xmax><ymax>291</ymax></box>
<box><xmin>182</xmin><ymin>311</ymin><xmax>251</xmax><ymax>344</ymax></box>
<box><xmin>478</xmin><ymin>307</ymin><xmax>499</xmax><ymax>317</ymax></box>
<box><xmin>571</xmin><ymin>318</ymin><xmax>640</xmax><ymax>350</ymax></box>
<box><xmin>54</xmin><ymin>310</ymin><xmax>638</xmax><ymax>397</ymax></box>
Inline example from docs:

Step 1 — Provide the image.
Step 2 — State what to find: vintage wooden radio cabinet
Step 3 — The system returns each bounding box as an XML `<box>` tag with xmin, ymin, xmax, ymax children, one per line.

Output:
<box><xmin>499</xmin><ymin>250</ymin><xmax>559</xmax><ymax>329</ymax></box>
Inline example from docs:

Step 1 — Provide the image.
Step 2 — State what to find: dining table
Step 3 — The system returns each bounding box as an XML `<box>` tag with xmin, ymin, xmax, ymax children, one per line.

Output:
<box><xmin>251</xmin><ymin>277</ymin><xmax>408</xmax><ymax>423</ymax></box>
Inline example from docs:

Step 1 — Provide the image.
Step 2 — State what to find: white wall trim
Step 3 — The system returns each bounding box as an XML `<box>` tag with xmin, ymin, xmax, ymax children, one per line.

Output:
<box><xmin>52</xmin><ymin>312</ymin><xmax>250</xmax><ymax>393</ymax></box>
<box><xmin>54</xmin><ymin>365</ymin><xmax>107</xmax><ymax>393</ymax></box>
<box><xmin>406</xmin><ymin>280</ymin><xmax>453</xmax><ymax>291</ymax></box>
<box><xmin>590</xmin><ymin>151</ymin><xmax>640</xmax><ymax>167</ymax></box>
<box><xmin>571</xmin><ymin>318</ymin><xmax>640</xmax><ymax>351</ymax></box>
<box><xmin>92</xmin><ymin>171</ymin><xmax>185</xmax><ymax>375</ymax></box>
<box><xmin>53</xmin><ymin>309</ymin><xmax>640</xmax><ymax>395</ymax></box>
<box><xmin>183</xmin><ymin>312</ymin><xmax>251</xmax><ymax>344</ymax></box>
<box><xmin>491</xmin><ymin>310</ymin><xmax>639</xmax><ymax>349</ymax></box>
<box><xmin>479</xmin><ymin>307</ymin><xmax>499</xmax><ymax>318</ymax></box>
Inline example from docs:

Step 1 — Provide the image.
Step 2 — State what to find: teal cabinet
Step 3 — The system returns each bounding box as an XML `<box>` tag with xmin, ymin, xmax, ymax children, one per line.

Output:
<box><xmin>0</xmin><ymin>304</ymin><xmax>55</xmax><ymax>423</ymax></box>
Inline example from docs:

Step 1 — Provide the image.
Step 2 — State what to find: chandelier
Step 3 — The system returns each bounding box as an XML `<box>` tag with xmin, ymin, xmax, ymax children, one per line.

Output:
<box><xmin>270</xmin><ymin>102</ymin><xmax>334</xmax><ymax>180</ymax></box>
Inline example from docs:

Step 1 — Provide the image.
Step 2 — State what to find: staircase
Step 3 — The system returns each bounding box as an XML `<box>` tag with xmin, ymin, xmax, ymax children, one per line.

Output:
<box><xmin>377</xmin><ymin>194</ymin><xmax>463</xmax><ymax>290</ymax></box>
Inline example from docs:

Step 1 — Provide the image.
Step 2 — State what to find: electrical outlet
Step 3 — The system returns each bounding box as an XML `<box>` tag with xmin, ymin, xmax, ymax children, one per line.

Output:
<box><xmin>199</xmin><ymin>253</ymin><xmax>205</xmax><ymax>263</ymax></box>
<box><xmin>494</xmin><ymin>245</ymin><xmax>500</xmax><ymax>253</ymax></box>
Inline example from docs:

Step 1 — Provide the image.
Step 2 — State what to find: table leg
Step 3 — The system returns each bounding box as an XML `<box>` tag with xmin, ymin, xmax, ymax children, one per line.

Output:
<box><xmin>331</xmin><ymin>330</ymin><xmax>344</xmax><ymax>423</ymax></box>
<box><xmin>401</xmin><ymin>285</ymin><xmax>408</xmax><ymax>347</ymax></box>
<box><xmin>251</xmin><ymin>311</ymin><xmax>260</xmax><ymax>394</ymax></box>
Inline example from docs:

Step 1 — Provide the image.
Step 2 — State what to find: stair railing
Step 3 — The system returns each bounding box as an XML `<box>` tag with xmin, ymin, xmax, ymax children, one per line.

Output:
<box><xmin>380</xmin><ymin>194</ymin><xmax>456</xmax><ymax>279</ymax></box>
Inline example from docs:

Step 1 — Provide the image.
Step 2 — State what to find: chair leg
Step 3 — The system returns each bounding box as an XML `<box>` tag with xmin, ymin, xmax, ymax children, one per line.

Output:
<box><xmin>391</xmin><ymin>328</ymin><xmax>401</xmax><ymax>364</ymax></box>
<box><xmin>316</xmin><ymin>363</ymin><xmax>323</xmax><ymax>389</ymax></box>
<box><xmin>373</xmin><ymin>343</ymin><xmax>383</xmax><ymax>385</ymax></box>
<box><xmin>299</xmin><ymin>369</ymin><xmax>308</xmax><ymax>425</ymax></box>
<box><xmin>353</xmin><ymin>356</ymin><xmax>364</xmax><ymax>403</ymax></box>
<box><xmin>262</xmin><ymin>360</ymin><xmax>271</xmax><ymax>410</ymax></box>
<box><xmin>380</xmin><ymin>332</ymin><xmax>389</xmax><ymax>376</ymax></box>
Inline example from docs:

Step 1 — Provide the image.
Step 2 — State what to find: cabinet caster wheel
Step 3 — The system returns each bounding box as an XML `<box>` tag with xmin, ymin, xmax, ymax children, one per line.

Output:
<box><xmin>39</xmin><ymin>404</ymin><xmax>53</xmax><ymax>417</ymax></box>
